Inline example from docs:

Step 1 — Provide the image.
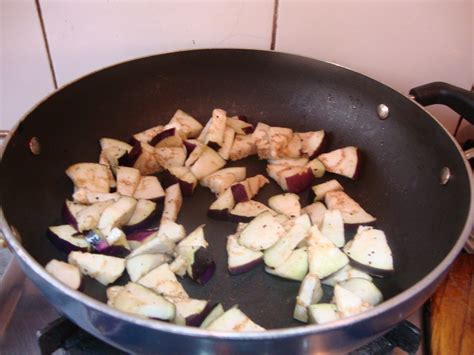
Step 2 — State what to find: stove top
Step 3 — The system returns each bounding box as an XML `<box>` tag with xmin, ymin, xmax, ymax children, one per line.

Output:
<box><xmin>0</xmin><ymin>259</ymin><xmax>425</xmax><ymax>354</ymax></box>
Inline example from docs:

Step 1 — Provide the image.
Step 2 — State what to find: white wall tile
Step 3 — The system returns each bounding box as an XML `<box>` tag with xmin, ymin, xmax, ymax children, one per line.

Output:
<box><xmin>0</xmin><ymin>0</ymin><xmax>55</xmax><ymax>130</ymax></box>
<box><xmin>40</xmin><ymin>0</ymin><xmax>274</xmax><ymax>87</ymax></box>
<box><xmin>276</xmin><ymin>0</ymin><xmax>472</xmax><ymax>134</ymax></box>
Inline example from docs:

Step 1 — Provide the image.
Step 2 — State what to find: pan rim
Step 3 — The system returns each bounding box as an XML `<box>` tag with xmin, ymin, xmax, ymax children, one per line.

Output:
<box><xmin>1</xmin><ymin>48</ymin><xmax>472</xmax><ymax>340</ymax></box>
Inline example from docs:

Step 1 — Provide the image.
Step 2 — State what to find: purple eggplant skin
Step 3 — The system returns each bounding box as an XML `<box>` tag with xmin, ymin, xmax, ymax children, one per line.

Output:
<box><xmin>230</xmin><ymin>183</ymin><xmax>249</xmax><ymax>203</ymax></box>
<box><xmin>308</xmin><ymin>133</ymin><xmax>329</xmax><ymax>160</ymax></box>
<box><xmin>190</xmin><ymin>247</ymin><xmax>216</xmax><ymax>285</ymax></box>
<box><xmin>118</xmin><ymin>142</ymin><xmax>142</xmax><ymax>167</ymax></box>
<box><xmin>348</xmin><ymin>258</ymin><xmax>394</xmax><ymax>278</ymax></box>
<box><xmin>99</xmin><ymin>245</ymin><xmax>131</xmax><ymax>258</ymax></box>
<box><xmin>207</xmin><ymin>208</ymin><xmax>230</xmax><ymax>221</ymax></box>
<box><xmin>227</xmin><ymin>213</ymin><xmax>254</xmax><ymax>223</ymax></box>
<box><xmin>122</xmin><ymin>207</ymin><xmax>161</xmax><ymax>234</ymax></box>
<box><xmin>62</xmin><ymin>203</ymin><xmax>78</xmax><ymax>229</ymax></box>
<box><xmin>207</xmin><ymin>141</ymin><xmax>221</xmax><ymax>151</ymax></box>
<box><xmin>228</xmin><ymin>257</ymin><xmax>263</xmax><ymax>275</ymax></box>
<box><xmin>242</xmin><ymin>126</ymin><xmax>255</xmax><ymax>135</ymax></box>
<box><xmin>126</xmin><ymin>228</ymin><xmax>159</xmax><ymax>242</ymax></box>
<box><xmin>183</xmin><ymin>140</ymin><xmax>197</xmax><ymax>156</ymax></box>
<box><xmin>161</xmin><ymin>171</ymin><xmax>196</xmax><ymax>197</ymax></box>
<box><xmin>285</xmin><ymin>168</ymin><xmax>314</xmax><ymax>194</ymax></box>
<box><xmin>185</xmin><ymin>302</ymin><xmax>215</xmax><ymax>327</ymax></box>
<box><xmin>236</xmin><ymin>115</ymin><xmax>248</xmax><ymax>122</ymax></box>
<box><xmin>161</xmin><ymin>170</ymin><xmax>180</xmax><ymax>189</ymax></box>
<box><xmin>149</xmin><ymin>128</ymin><xmax>176</xmax><ymax>147</ymax></box>
<box><xmin>46</xmin><ymin>230</ymin><xmax>89</xmax><ymax>253</ymax></box>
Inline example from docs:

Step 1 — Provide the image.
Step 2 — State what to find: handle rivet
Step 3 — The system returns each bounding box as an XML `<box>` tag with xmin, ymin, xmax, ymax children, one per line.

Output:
<box><xmin>377</xmin><ymin>104</ymin><xmax>389</xmax><ymax>120</ymax></box>
<box><xmin>29</xmin><ymin>137</ymin><xmax>41</xmax><ymax>155</ymax></box>
<box><xmin>440</xmin><ymin>167</ymin><xmax>451</xmax><ymax>185</ymax></box>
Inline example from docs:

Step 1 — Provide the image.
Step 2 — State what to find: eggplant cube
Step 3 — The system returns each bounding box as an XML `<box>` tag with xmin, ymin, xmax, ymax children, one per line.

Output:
<box><xmin>265</xmin><ymin>248</ymin><xmax>309</xmax><ymax>281</ymax></box>
<box><xmin>98</xmin><ymin>196</ymin><xmax>138</xmax><ymax>236</ymax></box>
<box><xmin>206</xmin><ymin>307</ymin><xmax>265</xmax><ymax>331</ymax></box>
<box><xmin>239</xmin><ymin>211</ymin><xmax>284</xmax><ymax>251</ymax></box>
<box><xmin>227</xmin><ymin>234</ymin><xmax>263</xmax><ymax>274</ymax></box>
<box><xmin>45</xmin><ymin>259</ymin><xmax>82</xmax><ymax>290</ymax></box>
<box><xmin>68</xmin><ymin>251</ymin><xmax>125</xmax><ymax>286</ymax></box>
<box><xmin>293</xmin><ymin>274</ymin><xmax>323</xmax><ymax>323</ymax></box>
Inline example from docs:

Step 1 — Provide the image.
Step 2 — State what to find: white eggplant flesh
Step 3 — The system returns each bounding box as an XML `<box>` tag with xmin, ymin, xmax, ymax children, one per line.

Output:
<box><xmin>66</xmin><ymin>163</ymin><xmax>110</xmax><ymax>193</ymax></box>
<box><xmin>190</xmin><ymin>147</ymin><xmax>226</xmax><ymax>180</ymax></box>
<box><xmin>325</xmin><ymin>191</ymin><xmax>376</xmax><ymax>225</ymax></box>
<box><xmin>138</xmin><ymin>263</ymin><xmax>189</xmax><ymax>299</ymax></box>
<box><xmin>293</xmin><ymin>274</ymin><xmax>323</xmax><ymax>323</ymax></box>
<box><xmin>99</xmin><ymin>138</ymin><xmax>133</xmax><ymax>152</ymax></box>
<box><xmin>205</xmin><ymin>108</ymin><xmax>227</xmax><ymax>149</ymax></box>
<box><xmin>161</xmin><ymin>184</ymin><xmax>182</xmax><ymax>223</ymax></box>
<box><xmin>132</xmin><ymin>125</ymin><xmax>164</xmax><ymax>143</ymax></box>
<box><xmin>239</xmin><ymin>211</ymin><xmax>284</xmax><ymax>251</ymax></box>
<box><xmin>264</xmin><ymin>222</ymin><xmax>309</xmax><ymax>268</ymax></box>
<box><xmin>318</xmin><ymin>146</ymin><xmax>361</xmax><ymax>180</ymax></box>
<box><xmin>206</xmin><ymin>307</ymin><xmax>265</xmax><ymax>331</ymax></box>
<box><xmin>47</xmin><ymin>225</ymin><xmax>90</xmax><ymax>252</ymax></box>
<box><xmin>301</xmin><ymin>202</ymin><xmax>327</xmax><ymax>228</ymax></box>
<box><xmin>72</xmin><ymin>189</ymin><xmax>120</xmax><ymax>205</ymax></box>
<box><xmin>154</xmin><ymin>146</ymin><xmax>186</xmax><ymax>169</ymax></box>
<box><xmin>45</xmin><ymin>259</ymin><xmax>82</xmax><ymax>290</ymax></box>
<box><xmin>228</xmin><ymin>134</ymin><xmax>257</xmax><ymax>161</ymax></box>
<box><xmin>98</xmin><ymin>196</ymin><xmax>138</xmax><ymax>236</ymax></box>
<box><xmin>229</xmin><ymin>201</ymin><xmax>275</xmax><ymax>222</ymax></box>
<box><xmin>200</xmin><ymin>304</ymin><xmax>225</xmax><ymax>329</ymax></box>
<box><xmin>128</xmin><ymin>233</ymin><xmax>175</xmax><ymax>258</ymax></box>
<box><xmin>218</xmin><ymin>127</ymin><xmax>236</xmax><ymax>160</ymax></box>
<box><xmin>333</xmin><ymin>284</ymin><xmax>372</xmax><ymax>318</ymax></box>
<box><xmin>200</xmin><ymin>167</ymin><xmax>246</xmax><ymax>195</ymax></box>
<box><xmin>116</xmin><ymin>166</ymin><xmax>141</xmax><ymax>197</ymax></box>
<box><xmin>157</xmin><ymin>220</ymin><xmax>187</xmax><ymax>243</ymax></box>
<box><xmin>321</xmin><ymin>209</ymin><xmax>345</xmax><ymax>247</ymax></box>
<box><xmin>268</xmin><ymin>193</ymin><xmax>301</xmax><ymax>218</ymax></box>
<box><xmin>133</xmin><ymin>176</ymin><xmax>165</xmax><ymax>201</ymax></box>
<box><xmin>126</xmin><ymin>253</ymin><xmax>170</xmax><ymax>282</ymax></box>
<box><xmin>168</xmin><ymin>109</ymin><xmax>203</xmax><ymax>138</ymax></box>
<box><xmin>76</xmin><ymin>200</ymin><xmax>114</xmax><ymax>232</ymax></box>
<box><xmin>68</xmin><ymin>251</ymin><xmax>125</xmax><ymax>286</ymax></box>
<box><xmin>308</xmin><ymin>304</ymin><xmax>339</xmax><ymax>325</ymax></box>
<box><xmin>321</xmin><ymin>265</ymin><xmax>372</xmax><ymax>286</ymax></box>
<box><xmin>265</xmin><ymin>248</ymin><xmax>308</xmax><ymax>281</ymax></box>
<box><xmin>312</xmin><ymin>179</ymin><xmax>343</xmax><ymax>201</ymax></box>
<box><xmin>338</xmin><ymin>278</ymin><xmax>383</xmax><ymax>306</ymax></box>
<box><xmin>227</xmin><ymin>234</ymin><xmax>263</xmax><ymax>274</ymax></box>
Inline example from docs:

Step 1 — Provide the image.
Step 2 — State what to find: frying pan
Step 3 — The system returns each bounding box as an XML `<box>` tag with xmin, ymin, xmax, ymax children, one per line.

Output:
<box><xmin>0</xmin><ymin>49</ymin><xmax>473</xmax><ymax>354</ymax></box>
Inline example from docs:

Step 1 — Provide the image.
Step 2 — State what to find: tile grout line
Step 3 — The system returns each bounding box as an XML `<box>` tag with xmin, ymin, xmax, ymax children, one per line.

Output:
<box><xmin>270</xmin><ymin>0</ymin><xmax>279</xmax><ymax>50</ymax></box>
<box><xmin>35</xmin><ymin>0</ymin><xmax>58</xmax><ymax>89</ymax></box>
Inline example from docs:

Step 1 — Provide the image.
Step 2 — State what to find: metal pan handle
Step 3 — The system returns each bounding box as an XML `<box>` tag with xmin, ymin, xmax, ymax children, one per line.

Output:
<box><xmin>409</xmin><ymin>82</ymin><xmax>474</xmax><ymax>125</ymax></box>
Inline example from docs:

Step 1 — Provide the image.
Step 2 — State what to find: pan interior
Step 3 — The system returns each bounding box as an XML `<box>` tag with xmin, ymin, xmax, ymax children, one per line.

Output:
<box><xmin>0</xmin><ymin>49</ymin><xmax>470</xmax><ymax>329</ymax></box>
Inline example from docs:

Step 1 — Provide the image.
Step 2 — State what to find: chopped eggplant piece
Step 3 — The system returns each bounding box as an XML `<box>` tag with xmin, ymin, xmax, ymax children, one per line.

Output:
<box><xmin>218</xmin><ymin>127</ymin><xmax>236</xmax><ymax>160</ymax></box>
<box><xmin>128</xmin><ymin>233</ymin><xmax>175</xmax><ymax>258</ymax></box>
<box><xmin>62</xmin><ymin>200</ymin><xmax>86</xmax><ymax>228</ymax></box>
<box><xmin>206</xmin><ymin>307</ymin><xmax>265</xmax><ymax>331</ymax></box>
<box><xmin>131</xmin><ymin>142</ymin><xmax>163</xmax><ymax>175</ymax></box>
<box><xmin>157</xmin><ymin>220</ymin><xmax>186</xmax><ymax>243</ymax></box>
<box><xmin>126</xmin><ymin>253</ymin><xmax>170</xmax><ymax>282</ymax></box>
<box><xmin>161</xmin><ymin>183</ymin><xmax>182</xmax><ymax>223</ymax></box>
<box><xmin>154</xmin><ymin>146</ymin><xmax>186</xmax><ymax>169</ymax></box>
<box><xmin>200</xmin><ymin>304</ymin><xmax>225</xmax><ymax>329</ymax></box>
<box><xmin>265</xmin><ymin>248</ymin><xmax>308</xmax><ymax>281</ymax></box>
<box><xmin>184</xmin><ymin>140</ymin><xmax>206</xmax><ymax>167</ymax></box>
<box><xmin>133</xmin><ymin>176</ymin><xmax>165</xmax><ymax>202</ymax></box>
<box><xmin>277</xmin><ymin>166</ymin><xmax>314</xmax><ymax>193</ymax></box>
<box><xmin>169</xmin><ymin>255</ymin><xmax>189</xmax><ymax>277</ymax></box>
<box><xmin>230</xmin><ymin>174</ymin><xmax>269</xmax><ymax>203</ymax></box>
<box><xmin>239</xmin><ymin>211</ymin><xmax>284</xmax><ymax>251</ymax></box>
<box><xmin>99</xmin><ymin>138</ymin><xmax>133</xmax><ymax>153</ymax></box>
<box><xmin>264</xmin><ymin>220</ymin><xmax>309</xmax><ymax>268</ymax></box>
<box><xmin>312</xmin><ymin>179</ymin><xmax>344</xmax><ymax>201</ymax></box>
<box><xmin>325</xmin><ymin>191</ymin><xmax>376</xmax><ymax>225</ymax></box>
<box><xmin>208</xmin><ymin>187</ymin><xmax>235</xmax><ymax>220</ymax></box>
<box><xmin>47</xmin><ymin>225</ymin><xmax>90</xmax><ymax>252</ymax></box>
<box><xmin>301</xmin><ymin>202</ymin><xmax>327</xmax><ymax>228</ymax></box>
<box><xmin>268</xmin><ymin>126</ymin><xmax>299</xmax><ymax>159</ymax></box>
<box><xmin>72</xmin><ymin>189</ymin><xmax>120</xmax><ymax>205</ymax></box>
<box><xmin>68</xmin><ymin>251</ymin><xmax>125</xmax><ymax>285</ymax></box>
<box><xmin>76</xmin><ymin>200</ymin><xmax>114</xmax><ymax>232</ymax></box>
<box><xmin>321</xmin><ymin>209</ymin><xmax>345</xmax><ymax>248</ymax></box>
<box><xmin>339</xmin><ymin>278</ymin><xmax>383</xmax><ymax>306</ymax></box>
<box><xmin>293</xmin><ymin>274</ymin><xmax>323</xmax><ymax>323</ymax></box>
<box><xmin>318</xmin><ymin>146</ymin><xmax>361</xmax><ymax>180</ymax></box>
<box><xmin>124</xmin><ymin>199</ymin><xmax>158</xmax><ymax>233</ymax></box>
<box><xmin>268</xmin><ymin>157</ymin><xmax>309</xmax><ymax>167</ymax></box>
<box><xmin>229</xmin><ymin>201</ymin><xmax>275</xmax><ymax>223</ymax></box>
<box><xmin>186</xmin><ymin>247</ymin><xmax>216</xmax><ymax>285</ymax></box>
<box><xmin>150</xmin><ymin>127</ymin><xmax>183</xmax><ymax>148</ymax></box>
<box><xmin>162</xmin><ymin>166</ymin><xmax>198</xmax><ymax>196</ymax></box>
<box><xmin>98</xmin><ymin>196</ymin><xmax>137</xmax><ymax>236</ymax></box>
<box><xmin>65</xmin><ymin>163</ymin><xmax>110</xmax><ymax>193</ymax></box>
<box><xmin>227</xmin><ymin>234</ymin><xmax>263</xmax><ymax>274</ymax></box>
<box><xmin>321</xmin><ymin>265</ymin><xmax>372</xmax><ymax>286</ymax></box>
<box><xmin>138</xmin><ymin>263</ymin><xmax>189</xmax><ymax>299</ymax></box>
<box><xmin>333</xmin><ymin>284</ymin><xmax>372</xmax><ymax>318</ymax></box>
<box><xmin>85</xmin><ymin>229</ymin><xmax>130</xmax><ymax>257</ymax></box>
<box><xmin>204</xmin><ymin>108</ymin><xmax>227</xmax><ymax>149</ymax></box>
<box><xmin>297</xmin><ymin>130</ymin><xmax>327</xmax><ymax>159</ymax></box>
<box><xmin>307</xmin><ymin>226</ymin><xmax>349</xmax><ymax>278</ymax></box>
<box><xmin>132</xmin><ymin>125</ymin><xmax>164</xmax><ymax>144</ymax></box>
<box><xmin>308</xmin><ymin>304</ymin><xmax>339</xmax><ymax>325</ymax></box>
<box><xmin>343</xmin><ymin>226</ymin><xmax>393</xmax><ymax>276</ymax></box>
<box><xmin>116</xmin><ymin>166</ymin><xmax>141</xmax><ymax>197</ymax></box>
<box><xmin>306</xmin><ymin>158</ymin><xmax>326</xmax><ymax>178</ymax></box>
<box><xmin>189</xmin><ymin>147</ymin><xmax>226</xmax><ymax>179</ymax></box>
<box><xmin>227</xmin><ymin>116</ymin><xmax>254</xmax><ymax>135</ymax></box>
<box><xmin>228</xmin><ymin>134</ymin><xmax>257</xmax><ymax>161</ymax></box>
<box><xmin>99</xmin><ymin>146</ymin><xmax>127</xmax><ymax>176</ymax></box>
<box><xmin>252</xmin><ymin>122</ymin><xmax>271</xmax><ymax>159</ymax></box>
<box><xmin>168</xmin><ymin>109</ymin><xmax>203</xmax><ymax>138</ymax></box>
<box><xmin>106</xmin><ymin>285</ymin><xmax>125</xmax><ymax>306</ymax></box>
<box><xmin>268</xmin><ymin>193</ymin><xmax>301</xmax><ymax>218</ymax></box>
<box><xmin>112</xmin><ymin>282</ymin><xmax>175</xmax><ymax>320</ymax></box>
<box><xmin>166</xmin><ymin>297</ymin><xmax>211</xmax><ymax>326</ymax></box>
<box><xmin>45</xmin><ymin>259</ymin><xmax>82</xmax><ymax>290</ymax></box>
<box><xmin>200</xmin><ymin>167</ymin><xmax>246</xmax><ymax>195</ymax></box>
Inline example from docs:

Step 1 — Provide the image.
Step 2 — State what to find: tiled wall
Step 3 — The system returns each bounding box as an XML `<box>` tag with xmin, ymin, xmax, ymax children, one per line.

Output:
<box><xmin>1</xmin><ymin>0</ymin><xmax>473</xmax><ymax>139</ymax></box>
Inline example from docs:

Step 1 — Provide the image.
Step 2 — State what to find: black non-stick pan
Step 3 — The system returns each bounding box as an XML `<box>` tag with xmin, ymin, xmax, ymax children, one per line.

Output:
<box><xmin>0</xmin><ymin>49</ymin><xmax>472</xmax><ymax>353</ymax></box>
